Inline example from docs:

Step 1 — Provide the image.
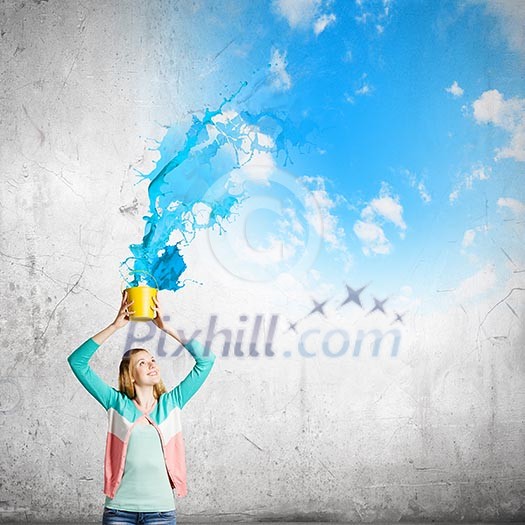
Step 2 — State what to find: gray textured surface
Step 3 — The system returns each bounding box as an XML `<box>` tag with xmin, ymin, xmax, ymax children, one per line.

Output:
<box><xmin>1</xmin><ymin>0</ymin><xmax>525</xmax><ymax>524</ymax></box>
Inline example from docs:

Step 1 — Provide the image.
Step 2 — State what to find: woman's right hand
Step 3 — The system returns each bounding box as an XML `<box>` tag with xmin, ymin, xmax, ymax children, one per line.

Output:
<box><xmin>112</xmin><ymin>291</ymin><xmax>135</xmax><ymax>329</ymax></box>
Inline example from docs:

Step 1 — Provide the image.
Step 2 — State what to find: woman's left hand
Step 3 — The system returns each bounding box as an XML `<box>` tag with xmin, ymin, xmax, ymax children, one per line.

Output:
<box><xmin>151</xmin><ymin>295</ymin><xmax>167</xmax><ymax>331</ymax></box>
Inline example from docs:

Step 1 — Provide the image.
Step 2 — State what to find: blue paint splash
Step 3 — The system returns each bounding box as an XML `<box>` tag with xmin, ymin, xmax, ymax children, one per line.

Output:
<box><xmin>121</xmin><ymin>82</ymin><xmax>311</xmax><ymax>292</ymax></box>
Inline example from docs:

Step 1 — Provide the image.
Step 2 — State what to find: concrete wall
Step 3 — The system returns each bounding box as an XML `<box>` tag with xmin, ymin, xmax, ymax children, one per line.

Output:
<box><xmin>1</xmin><ymin>1</ymin><xmax>524</xmax><ymax>523</ymax></box>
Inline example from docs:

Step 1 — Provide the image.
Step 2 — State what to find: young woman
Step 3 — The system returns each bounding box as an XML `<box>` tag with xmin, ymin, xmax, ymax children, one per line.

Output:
<box><xmin>68</xmin><ymin>292</ymin><xmax>216</xmax><ymax>525</ymax></box>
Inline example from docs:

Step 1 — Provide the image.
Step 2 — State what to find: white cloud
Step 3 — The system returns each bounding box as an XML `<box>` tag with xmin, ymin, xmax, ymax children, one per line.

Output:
<box><xmin>353</xmin><ymin>220</ymin><xmax>391</xmax><ymax>255</ymax></box>
<box><xmin>449</xmin><ymin>189</ymin><xmax>460</xmax><ymax>203</ymax></box>
<box><xmin>465</xmin><ymin>165</ymin><xmax>490</xmax><ymax>187</ymax></box>
<box><xmin>472</xmin><ymin>89</ymin><xmax>525</xmax><ymax>162</ymax></box>
<box><xmin>417</xmin><ymin>182</ymin><xmax>431</xmax><ymax>203</ymax></box>
<box><xmin>211</xmin><ymin>110</ymin><xmax>277</xmax><ymax>186</ymax></box>
<box><xmin>273</xmin><ymin>0</ymin><xmax>336</xmax><ymax>35</ymax></box>
<box><xmin>473</xmin><ymin>89</ymin><xmax>506</xmax><ymax>124</ymax></box>
<box><xmin>355</xmin><ymin>0</ymin><xmax>392</xmax><ymax>34</ymax></box>
<box><xmin>445</xmin><ymin>81</ymin><xmax>464</xmax><ymax>97</ymax></box>
<box><xmin>344</xmin><ymin>93</ymin><xmax>355</xmax><ymax>104</ymax></box>
<box><xmin>389</xmin><ymin>284</ymin><xmax>422</xmax><ymax>314</ymax></box>
<box><xmin>449</xmin><ymin>163</ymin><xmax>491</xmax><ymax>203</ymax></box>
<box><xmin>363</xmin><ymin>184</ymin><xmax>407</xmax><ymax>230</ymax></box>
<box><xmin>403</xmin><ymin>168</ymin><xmax>432</xmax><ymax>203</ymax></box>
<box><xmin>460</xmin><ymin>225</ymin><xmax>491</xmax><ymax>260</ymax></box>
<box><xmin>355</xmin><ymin>84</ymin><xmax>371</xmax><ymax>96</ymax></box>
<box><xmin>345</xmin><ymin>74</ymin><xmax>374</xmax><ymax>103</ymax></box>
<box><xmin>300</xmin><ymin>176</ymin><xmax>352</xmax><ymax>268</ymax></box>
<box><xmin>454</xmin><ymin>263</ymin><xmax>497</xmax><ymax>301</ymax></box>
<box><xmin>314</xmin><ymin>13</ymin><xmax>336</xmax><ymax>35</ymax></box>
<box><xmin>462</xmin><ymin>229</ymin><xmax>476</xmax><ymax>248</ymax></box>
<box><xmin>353</xmin><ymin>73</ymin><xmax>373</xmax><ymax>99</ymax></box>
<box><xmin>235</xmin><ymin>149</ymin><xmax>276</xmax><ymax>185</ymax></box>
<box><xmin>270</xmin><ymin>48</ymin><xmax>292</xmax><ymax>92</ymax></box>
<box><xmin>497</xmin><ymin>197</ymin><xmax>525</xmax><ymax>216</ymax></box>
<box><xmin>272</xmin><ymin>0</ymin><xmax>321</xmax><ymax>28</ymax></box>
<box><xmin>353</xmin><ymin>183</ymin><xmax>406</xmax><ymax>256</ymax></box>
<box><xmin>363</xmin><ymin>196</ymin><xmax>405</xmax><ymax>230</ymax></box>
<box><xmin>305</xmin><ymin>189</ymin><xmax>343</xmax><ymax>244</ymax></box>
<box><xmin>470</xmin><ymin>0</ymin><xmax>525</xmax><ymax>56</ymax></box>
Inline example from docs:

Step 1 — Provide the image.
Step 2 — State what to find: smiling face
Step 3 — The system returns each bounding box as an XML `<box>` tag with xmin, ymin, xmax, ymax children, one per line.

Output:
<box><xmin>130</xmin><ymin>350</ymin><xmax>161</xmax><ymax>387</ymax></box>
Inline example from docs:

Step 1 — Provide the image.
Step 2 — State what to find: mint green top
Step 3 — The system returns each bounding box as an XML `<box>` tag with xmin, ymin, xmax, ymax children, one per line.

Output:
<box><xmin>104</xmin><ymin>422</ymin><xmax>175</xmax><ymax>512</ymax></box>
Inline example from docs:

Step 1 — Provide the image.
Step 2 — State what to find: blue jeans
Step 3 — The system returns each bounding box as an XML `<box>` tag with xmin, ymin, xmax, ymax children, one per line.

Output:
<box><xmin>102</xmin><ymin>506</ymin><xmax>176</xmax><ymax>525</ymax></box>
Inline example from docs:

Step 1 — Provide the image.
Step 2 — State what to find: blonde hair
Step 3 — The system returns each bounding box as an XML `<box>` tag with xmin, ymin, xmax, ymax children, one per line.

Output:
<box><xmin>118</xmin><ymin>348</ymin><xmax>167</xmax><ymax>400</ymax></box>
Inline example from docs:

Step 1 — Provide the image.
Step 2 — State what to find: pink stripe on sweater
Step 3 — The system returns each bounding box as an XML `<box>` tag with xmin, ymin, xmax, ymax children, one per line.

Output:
<box><xmin>164</xmin><ymin>432</ymin><xmax>187</xmax><ymax>497</ymax></box>
<box><xmin>103</xmin><ymin>432</ymin><xmax>126</xmax><ymax>498</ymax></box>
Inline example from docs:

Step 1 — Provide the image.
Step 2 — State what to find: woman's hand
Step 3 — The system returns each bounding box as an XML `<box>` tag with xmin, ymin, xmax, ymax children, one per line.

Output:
<box><xmin>151</xmin><ymin>295</ymin><xmax>183</xmax><ymax>344</ymax></box>
<box><xmin>151</xmin><ymin>295</ymin><xmax>167</xmax><ymax>332</ymax></box>
<box><xmin>112</xmin><ymin>291</ymin><xmax>135</xmax><ymax>329</ymax></box>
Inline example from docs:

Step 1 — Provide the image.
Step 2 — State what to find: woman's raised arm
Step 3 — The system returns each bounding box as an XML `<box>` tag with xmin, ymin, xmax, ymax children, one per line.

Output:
<box><xmin>151</xmin><ymin>295</ymin><xmax>216</xmax><ymax>409</ymax></box>
<box><xmin>67</xmin><ymin>292</ymin><xmax>135</xmax><ymax>410</ymax></box>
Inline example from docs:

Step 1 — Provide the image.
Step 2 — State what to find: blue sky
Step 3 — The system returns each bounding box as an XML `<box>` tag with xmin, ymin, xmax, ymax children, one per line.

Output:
<box><xmin>150</xmin><ymin>0</ymin><xmax>525</xmax><ymax>304</ymax></box>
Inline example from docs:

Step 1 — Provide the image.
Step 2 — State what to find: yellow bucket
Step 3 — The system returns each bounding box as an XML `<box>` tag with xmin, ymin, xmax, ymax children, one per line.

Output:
<box><xmin>124</xmin><ymin>285</ymin><xmax>157</xmax><ymax>322</ymax></box>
